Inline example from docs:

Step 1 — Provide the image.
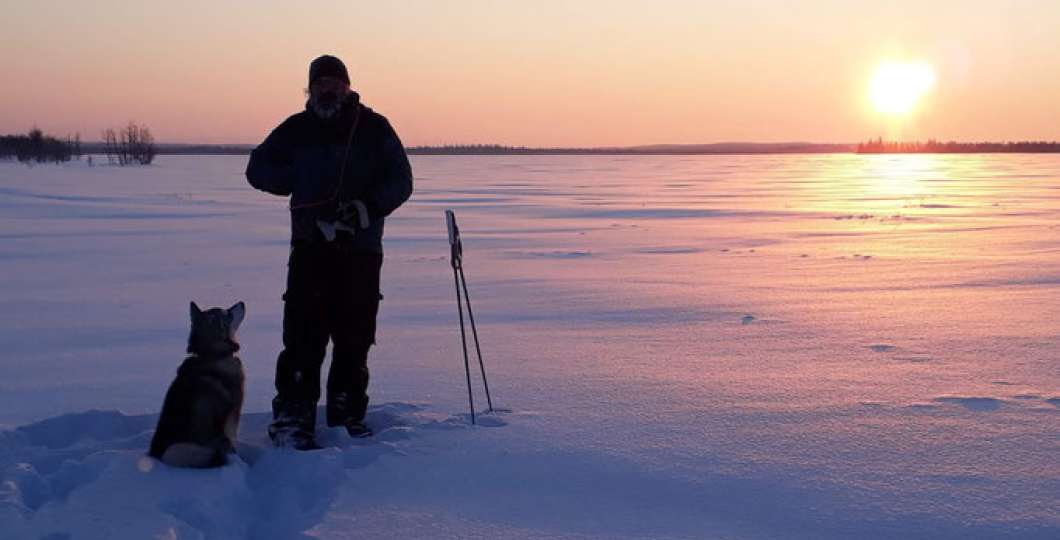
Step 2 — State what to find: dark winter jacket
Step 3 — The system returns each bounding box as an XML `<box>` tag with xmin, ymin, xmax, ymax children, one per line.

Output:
<box><xmin>246</xmin><ymin>93</ymin><xmax>413</xmax><ymax>252</ymax></box>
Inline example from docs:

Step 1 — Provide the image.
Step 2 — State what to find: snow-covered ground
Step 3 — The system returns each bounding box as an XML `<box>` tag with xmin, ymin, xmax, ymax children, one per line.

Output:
<box><xmin>1</xmin><ymin>154</ymin><xmax>1057</xmax><ymax>539</ymax></box>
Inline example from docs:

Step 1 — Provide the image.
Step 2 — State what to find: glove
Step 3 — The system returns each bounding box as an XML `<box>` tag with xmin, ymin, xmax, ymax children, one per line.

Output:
<box><xmin>336</xmin><ymin>199</ymin><xmax>370</xmax><ymax>230</ymax></box>
<box><xmin>317</xmin><ymin>199</ymin><xmax>370</xmax><ymax>242</ymax></box>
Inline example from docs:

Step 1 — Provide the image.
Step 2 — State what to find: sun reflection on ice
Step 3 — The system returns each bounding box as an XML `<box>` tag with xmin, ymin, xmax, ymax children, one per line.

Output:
<box><xmin>862</xmin><ymin>154</ymin><xmax>945</xmax><ymax>200</ymax></box>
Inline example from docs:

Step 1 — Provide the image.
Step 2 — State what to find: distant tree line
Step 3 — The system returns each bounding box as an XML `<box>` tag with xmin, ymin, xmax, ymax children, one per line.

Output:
<box><xmin>405</xmin><ymin>143</ymin><xmax>854</xmax><ymax>155</ymax></box>
<box><xmin>0</xmin><ymin>128</ymin><xmax>81</xmax><ymax>163</ymax></box>
<box><xmin>857</xmin><ymin>138</ymin><xmax>1060</xmax><ymax>154</ymax></box>
<box><xmin>408</xmin><ymin>144</ymin><xmax>598</xmax><ymax>155</ymax></box>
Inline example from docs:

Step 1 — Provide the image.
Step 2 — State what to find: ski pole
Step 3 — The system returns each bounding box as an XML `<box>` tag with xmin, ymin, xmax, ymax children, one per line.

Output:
<box><xmin>447</xmin><ymin>210</ymin><xmax>476</xmax><ymax>424</ymax></box>
<box><xmin>458</xmin><ymin>265</ymin><xmax>493</xmax><ymax>411</ymax></box>
<box><xmin>453</xmin><ymin>262</ymin><xmax>476</xmax><ymax>425</ymax></box>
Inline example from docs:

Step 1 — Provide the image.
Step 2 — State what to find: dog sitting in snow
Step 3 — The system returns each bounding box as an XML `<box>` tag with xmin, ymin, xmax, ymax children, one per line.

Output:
<box><xmin>149</xmin><ymin>301</ymin><xmax>246</xmax><ymax>468</ymax></box>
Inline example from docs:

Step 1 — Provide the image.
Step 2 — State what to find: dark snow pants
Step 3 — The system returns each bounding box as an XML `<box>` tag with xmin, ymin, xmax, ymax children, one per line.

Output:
<box><xmin>273</xmin><ymin>240</ymin><xmax>382</xmax><ymax>423</ymax></box>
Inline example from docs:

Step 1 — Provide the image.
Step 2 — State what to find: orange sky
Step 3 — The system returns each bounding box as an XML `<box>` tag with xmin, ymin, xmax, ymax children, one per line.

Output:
<box><xmin>2</xmin><ymin>1</ymin><xmax>1058</xmax><ymax>146</ymax></box>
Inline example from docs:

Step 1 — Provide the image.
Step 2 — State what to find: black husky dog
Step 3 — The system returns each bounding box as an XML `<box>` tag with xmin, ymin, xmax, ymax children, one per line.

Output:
<box><xmin>149</xmin><ymin>301</ymin><xmax>246</xmax><ymax>468</ymax></box>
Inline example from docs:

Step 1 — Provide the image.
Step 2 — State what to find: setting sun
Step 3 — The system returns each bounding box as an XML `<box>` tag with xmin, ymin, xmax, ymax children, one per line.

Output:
<box><xmin>870</xmin><ymin>61</ymin><xmax>936</xmax><ymax>115</ymax></box>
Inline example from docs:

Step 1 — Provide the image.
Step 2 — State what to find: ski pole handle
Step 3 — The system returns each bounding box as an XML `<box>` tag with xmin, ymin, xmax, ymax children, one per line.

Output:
<box><xmin>446</xmin><ymin>209</ymin><xmax>463</xmax><ymax>269</ymax></box>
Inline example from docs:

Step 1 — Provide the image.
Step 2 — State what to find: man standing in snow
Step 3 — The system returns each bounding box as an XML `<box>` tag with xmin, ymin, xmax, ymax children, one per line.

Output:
<box><xmin>246</xmin><ymin>55</ymin><xmax>413</xmax><ymax>449</ymax></box>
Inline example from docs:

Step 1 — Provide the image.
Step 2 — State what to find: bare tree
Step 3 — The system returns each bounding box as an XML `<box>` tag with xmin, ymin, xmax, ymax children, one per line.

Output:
<box><xmin>103</xmin><ymin>122</ymin><xmax>156</xmax><ymax>165</ymax></box>
<box><xmin>129</xmin><ymin>122</ymin><xmax>156</xmax><ymax>165</ymax></box>
<box><xmin>103</xmin><ymin>128</ymin><xmax>120</xmax><ymax>165</ymax></box>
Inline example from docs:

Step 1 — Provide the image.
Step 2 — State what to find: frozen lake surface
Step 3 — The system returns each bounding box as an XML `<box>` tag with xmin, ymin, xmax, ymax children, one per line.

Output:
<box><xmin>1</xmin><ymin>154</ymin><xmax>1058</xmax><ymax>538</ymax></box>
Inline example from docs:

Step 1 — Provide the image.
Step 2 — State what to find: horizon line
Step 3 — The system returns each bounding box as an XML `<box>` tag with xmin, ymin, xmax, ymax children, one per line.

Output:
<box><xmin>70</xmin><ymin>138</ymin><xmax>1060</xmax><ymax>148</ymax></box>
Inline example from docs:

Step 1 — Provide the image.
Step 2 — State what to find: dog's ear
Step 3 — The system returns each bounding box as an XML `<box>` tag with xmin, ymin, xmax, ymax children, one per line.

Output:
<box><xmin>227</xmin><ymin>301</ymin><xmax>246</xmax><ymax>332</ymax></box>
<box><xmin>190</xmin><ymin>301</ymin><xmax>203</xmax><ymax>321</ymax></box>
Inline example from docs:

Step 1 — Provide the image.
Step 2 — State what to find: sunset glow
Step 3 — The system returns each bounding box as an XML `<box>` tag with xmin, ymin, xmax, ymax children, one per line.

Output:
<box><xmin>1</xmin><ymin>1</ymin><xmax>1060</xmax><ymax>537</ymax></box>
<box><xmin>2</xmin><ymin>3</ymin><xmax>1059</xmax><ymax>144</ymax></box>
<box><xmin>869</xmin><ymin>62</ymin><xmax>936</xmax><ymax>115</ymax></box>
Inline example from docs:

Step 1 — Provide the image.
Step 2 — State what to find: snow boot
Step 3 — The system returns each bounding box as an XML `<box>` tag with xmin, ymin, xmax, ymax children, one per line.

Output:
<box><xmin>326</xmin><ymin>392</ymin><xmax>373</xmax><ymax>438</ymax></box>
<box><xmin>269</xmin><ymin>398</ymin><xmax>321</xmax><ymax>450</ymax></box>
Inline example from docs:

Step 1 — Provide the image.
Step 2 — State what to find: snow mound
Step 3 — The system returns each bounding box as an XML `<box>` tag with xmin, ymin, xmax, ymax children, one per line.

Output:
<box><xmin>0</xmin><ymin>403</ymin><xmax>476</xmax><ymax>539</ymax></box>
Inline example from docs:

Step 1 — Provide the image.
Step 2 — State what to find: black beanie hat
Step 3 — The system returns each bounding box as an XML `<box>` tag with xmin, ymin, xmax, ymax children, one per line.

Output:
<box><xmin>309</xmin><ymin>55</ymin><xmax>350</xmax><ymax>86</ymax></box>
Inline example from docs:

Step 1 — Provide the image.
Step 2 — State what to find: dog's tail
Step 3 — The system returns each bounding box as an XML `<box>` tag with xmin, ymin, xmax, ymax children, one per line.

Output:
<box><xmin>159</xmin><ymin>440</ymin><xmax>228</xmax><ymax>468</ymax></box>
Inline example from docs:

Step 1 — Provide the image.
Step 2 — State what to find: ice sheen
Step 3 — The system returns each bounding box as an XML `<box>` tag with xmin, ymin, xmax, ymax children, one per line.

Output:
<box><xmin>0</xmin><ymin>154</ymin><xmax>1057</xmax><ymax>539</ymax></box>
